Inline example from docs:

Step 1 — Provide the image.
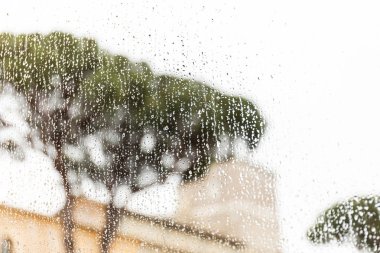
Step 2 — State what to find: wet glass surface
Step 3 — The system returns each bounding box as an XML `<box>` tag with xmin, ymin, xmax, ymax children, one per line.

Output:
<box><xmin>1</xmin><ymin>2</ymin><xmax>380</xmax><ymax>253</ymax></box>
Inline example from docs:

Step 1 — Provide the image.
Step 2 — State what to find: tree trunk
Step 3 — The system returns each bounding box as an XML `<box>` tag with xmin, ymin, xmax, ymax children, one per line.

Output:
<box><xmin>53</xmin><ymin>98</ymin><xmax>74</xmax><ymax>253</ymax></box>
<box><xmin>55</xmin><ymin>135</ymin><xmax>75</xmax><ymax>253</ymax></box>
<box><xmin>101</xmin><ymin>120</ymin><xmax>128</xmax><ymax>253</ymax></box>
<box><xmin>101</xmin><ymin>193</ymin><xmax>120</xmax><ymax>253</ymax></box>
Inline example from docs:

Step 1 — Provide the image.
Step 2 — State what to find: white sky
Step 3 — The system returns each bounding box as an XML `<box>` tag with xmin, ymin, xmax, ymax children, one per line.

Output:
<box><xmin>2</xmin><ymin>1</ymin><xmax>380</xmax><ymax>252</ymax></box>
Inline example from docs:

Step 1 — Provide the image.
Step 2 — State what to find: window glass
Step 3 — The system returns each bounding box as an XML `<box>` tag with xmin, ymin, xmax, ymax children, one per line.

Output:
<box><xmin>0</xmin><ymin>2</ymin><xmax>379</xmax><ymax>253</ymax></box>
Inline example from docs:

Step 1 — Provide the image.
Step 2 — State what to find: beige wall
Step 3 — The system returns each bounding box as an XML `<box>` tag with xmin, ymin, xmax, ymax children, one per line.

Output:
<box><xmin>175</xmin><ymin>161</ymin><xmax>281</xmax><ymax>253</ymax></box>
<box><xmin>0</xmin><ymin>161</ymin><xmax>281</xmax><ymax>253</ymax></box>
<box><xmin>0</xmin><ymin>206</ymin><xmax>64</xmax><ymax>252</ymax></box>
<box><xmin>0</xmin><ymin>204</ymin><xmax>139</xmax><ymax>253</ymax></box>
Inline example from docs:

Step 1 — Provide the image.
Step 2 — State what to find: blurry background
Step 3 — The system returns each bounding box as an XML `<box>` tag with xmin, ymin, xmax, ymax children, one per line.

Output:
<box><xmin>1</xmin><ymin>0</ymin><xmax>380</xmax><ymax>252</ymax></box>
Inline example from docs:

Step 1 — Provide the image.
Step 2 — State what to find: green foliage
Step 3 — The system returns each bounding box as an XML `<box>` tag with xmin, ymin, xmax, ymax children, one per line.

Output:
<box><xmin>0</xmin><ymin>31</ymin><xmax>265</xmax><ymax>188</ymax></box>
<box><xmin>81</xmin><ymin>55</ymin><xmax>153</xmax><ymax>113</ymax></box>
<box><xmin>307</xmin><ymin>196</ymin><xmax>380</xmax><ymax>252</ymax></box>
<box><xmin>0</xmin><ymin>32</ymin><xmax>100</xmax><ymax>91</ymax></box>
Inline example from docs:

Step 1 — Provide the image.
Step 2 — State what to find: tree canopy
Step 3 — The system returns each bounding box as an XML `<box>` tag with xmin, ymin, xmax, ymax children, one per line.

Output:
<box><xmin>307</xmin><ymin>196</ymin><xmax>380</xmax><ymax>253</ymax></box>
<box><xmin>0</xmin><ymin>32</ymin><xmax>264</xmax><ymax>178</ymax></box>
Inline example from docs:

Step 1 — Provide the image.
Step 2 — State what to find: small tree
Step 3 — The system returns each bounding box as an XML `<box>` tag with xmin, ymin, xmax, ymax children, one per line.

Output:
<box><xmin>307</xmin><ymin>196</ymin><xmax>380</xmax><ymax>253</ymax></box>
<box><xmin>0</xmin><ymin>32</ymin><xmax>265</xmax><ymax>253</ymax></box>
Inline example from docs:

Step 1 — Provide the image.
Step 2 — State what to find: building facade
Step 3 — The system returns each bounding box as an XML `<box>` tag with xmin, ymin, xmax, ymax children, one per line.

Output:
<box><xmin>0</xmin><ymin>161</ymin><xmax>281</xmax><ymax>253</ymax></box>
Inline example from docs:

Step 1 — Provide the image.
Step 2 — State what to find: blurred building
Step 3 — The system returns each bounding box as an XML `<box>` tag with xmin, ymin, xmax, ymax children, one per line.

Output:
<box><xmin>0</xmin><ymin>161</ymin><xmax>281</xmax><ymax>253</ymax></box>
<box><xmin>175</xmin><ymin>161</ymin><xmax>281</xmax><ymax>253</ymax></box>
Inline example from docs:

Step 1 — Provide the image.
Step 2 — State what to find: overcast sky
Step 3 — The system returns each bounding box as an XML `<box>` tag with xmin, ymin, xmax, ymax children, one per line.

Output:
<box><xmin>2</xmin><ymin>1</ymin><xmax>380</xmax><ymax>252</ymax></box>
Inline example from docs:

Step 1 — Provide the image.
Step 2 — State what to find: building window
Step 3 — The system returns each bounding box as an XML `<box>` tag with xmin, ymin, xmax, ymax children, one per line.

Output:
<box><xmin>1</xmin><ymin>239</ymin><xmax>11</xmax><ymax>253</ymax></box>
